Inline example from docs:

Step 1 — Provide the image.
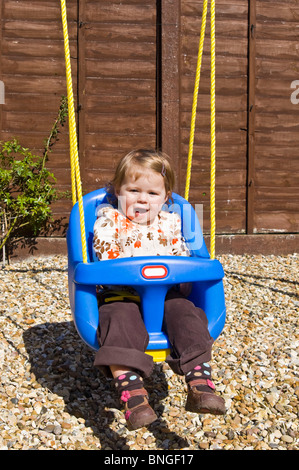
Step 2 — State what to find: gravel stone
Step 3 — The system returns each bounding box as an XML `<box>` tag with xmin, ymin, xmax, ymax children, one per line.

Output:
<box><xmin>0</xmin><ymin>254</ymin><xmax>298</xmax><ymax>450</ymax></box>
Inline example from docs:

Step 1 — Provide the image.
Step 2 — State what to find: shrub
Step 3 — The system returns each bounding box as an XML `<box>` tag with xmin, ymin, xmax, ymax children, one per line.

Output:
<box><xmin>0</xmin><ymin>96</ymin><xmax>68</xmax><ymax>257</ymax></box>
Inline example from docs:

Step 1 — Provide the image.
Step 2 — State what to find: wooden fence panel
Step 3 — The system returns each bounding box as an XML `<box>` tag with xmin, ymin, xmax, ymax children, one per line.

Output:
<box><xmin>252</xmin><ymin>0</ymin><xmax>299</xmax><ymax>233</ymax></box>
<box><xmin>0</xmin><ymin>0</ymin><xmax>298</xmax><ymax>241</ymax></box>
<box><xmin>78</xmin><ymin>0</ymin><xmax>157</xmax><ymax>193</ymax></box>
<box><xmin>178</xmin><ymin>0</ymin><xmax>249</xmax><ymax>233</ymax></box>
<box><xmin>0</xmin><ymin>0</ymin><xmax>78</xmax><ymax>228</ymax></box>
<box><xmin>0</xmin><ymin>0</ymin><xmax>158</xmax><ymax>230</ymax></box>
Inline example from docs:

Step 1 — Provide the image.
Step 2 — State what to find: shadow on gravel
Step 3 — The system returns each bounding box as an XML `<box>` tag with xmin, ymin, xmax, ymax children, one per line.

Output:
<box><xmin>225</xmin><ymin>270</ymin><xmax>299</xmax><ymax>299</ymax></box>
<box><xmin>23</xmin><ymin>321</ymin><xmax>188</xmax><ymax>450</ymax></box>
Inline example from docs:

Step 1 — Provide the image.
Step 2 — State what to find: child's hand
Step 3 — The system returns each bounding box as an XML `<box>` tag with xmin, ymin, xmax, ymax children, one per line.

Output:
<box><xmin>179</xmin><ymin>282</ymin><xmax>192</xmax><ymax>297</ymax></box>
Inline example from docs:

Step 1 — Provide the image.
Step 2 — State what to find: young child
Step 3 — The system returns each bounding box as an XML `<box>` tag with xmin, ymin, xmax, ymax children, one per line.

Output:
<box><xmin>93</xmin><ymin>149</ymin><xmax>225</xmax><ymax>430</ymax></box>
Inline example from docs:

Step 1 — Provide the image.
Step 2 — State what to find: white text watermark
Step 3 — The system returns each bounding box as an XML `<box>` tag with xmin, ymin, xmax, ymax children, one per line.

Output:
<box><xmin>95</xmin><ymin>200</ymin><xmax>205</xmax><ymax>252</ymax></box>
<box><xmin>0</xmin><ymin>80</ymin><xmax>4</xmax><ymax>104</ymax></box>
<box><xmin>291</xmin><ymin>80</ymin><xmax>299</xmax><ymax>105</ymax></box>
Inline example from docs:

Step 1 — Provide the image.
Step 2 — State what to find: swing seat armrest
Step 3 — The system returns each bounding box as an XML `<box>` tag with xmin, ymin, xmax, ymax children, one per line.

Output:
<box><xmin>73</xmin><ymin>256</ymin><xmax>224</xmax><ymax>287</ymax></box>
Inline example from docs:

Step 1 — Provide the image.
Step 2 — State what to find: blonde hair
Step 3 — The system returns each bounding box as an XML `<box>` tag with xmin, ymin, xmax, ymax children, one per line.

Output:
<box><xmin>110</xmin><ymin>149</ymin><xmax>175</xmax><ymax>199</ymax></box>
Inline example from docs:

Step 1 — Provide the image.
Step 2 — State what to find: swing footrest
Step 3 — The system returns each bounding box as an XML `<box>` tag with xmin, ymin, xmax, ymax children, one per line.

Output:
<box><xmin>146</xmin><ymin>349</ymin><xmax>171</xmax><ymax>362</ymax></box>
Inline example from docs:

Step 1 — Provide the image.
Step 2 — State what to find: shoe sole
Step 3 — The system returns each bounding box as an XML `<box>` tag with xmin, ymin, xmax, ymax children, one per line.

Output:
<box><xmin>185</xmin><ymin>399</ymin><xmax>226</xmax><ymax>415</ymax></box>
<box><xmin>186</xmin><ymin>404</ymin><xmax>226</xmax><ymax>415</ymax></box>
<box><xmin>127</xmin><ymin>414</ymin><xmax>158</xmax><ymax>431</ymax></box>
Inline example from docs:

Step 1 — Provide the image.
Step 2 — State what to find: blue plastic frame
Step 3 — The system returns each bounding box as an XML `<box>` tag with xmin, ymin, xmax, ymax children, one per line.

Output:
<box><xmin>67</xmin><ymin>188</ymin><xmax>226</xmax><ymax>351</ymax></box>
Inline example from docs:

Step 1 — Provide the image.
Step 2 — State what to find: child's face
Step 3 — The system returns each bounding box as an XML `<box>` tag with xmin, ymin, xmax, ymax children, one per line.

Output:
<box><xmin>116</xmin><ymin>167</ymin><xmax>168</xmax><ymax>225</ymax></box>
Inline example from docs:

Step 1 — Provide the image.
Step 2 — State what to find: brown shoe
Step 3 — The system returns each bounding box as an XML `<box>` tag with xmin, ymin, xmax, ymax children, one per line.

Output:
<box><xmin>121</xmin><ymin>388</ymin><xmax>157</xmax><ymax>430</ymax></box>
<box><xmin>185</xmin><ymin>379</ymin><xmax>226</xmax><ymax>415</ymax></box>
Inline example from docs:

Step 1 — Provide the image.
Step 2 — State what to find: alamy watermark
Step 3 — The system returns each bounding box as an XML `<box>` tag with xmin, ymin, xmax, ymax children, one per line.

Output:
<box><xmin>0</xmin><ymin>80</ymin><xmax>4</xmax><ymax>104</ymax></box>
<box><xmin>0</xmin><ymin>79</ymin><xmax>298</xmax><ymax>106</ymax></box>
<box><xmin>291</xmin><ymin>80</ymin><xmax>299</xmax><ymax>105</ymax></box>
<box><xmin>95</xmin><ymin>199</ymin><xmax>205</xmax><ymax>252</ymax></box>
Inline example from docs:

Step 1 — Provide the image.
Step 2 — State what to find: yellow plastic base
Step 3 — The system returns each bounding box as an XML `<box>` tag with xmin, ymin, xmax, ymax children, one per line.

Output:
<box><xmin>145</xmin><ymin>349</ymin><xmax>171</xmax><ymax>362</ymax></box>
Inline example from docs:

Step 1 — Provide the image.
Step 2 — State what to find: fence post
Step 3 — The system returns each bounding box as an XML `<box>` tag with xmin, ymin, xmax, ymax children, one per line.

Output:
<box><xmin>247</xmin><ymin>0</ymin><xmax>256</xmax><ymax>234</ymax></box>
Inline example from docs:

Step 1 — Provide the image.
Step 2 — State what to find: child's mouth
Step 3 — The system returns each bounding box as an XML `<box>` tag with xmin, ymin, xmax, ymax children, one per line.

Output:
<box><xmin>134</xmin><ymin>207</ymin><xmax>148</xmax><ymax>216</ymax></box>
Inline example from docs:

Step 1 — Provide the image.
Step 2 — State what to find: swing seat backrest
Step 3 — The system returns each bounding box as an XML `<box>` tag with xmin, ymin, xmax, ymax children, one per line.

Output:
<box><xmin>67</xmin><ymin>188</ymin><xmax>226</xmax><ymax>351</ymax></box>
<box><xmin>68</xmin><ymin>188</ymin><xmax>210</xmax><ymax>262</ymax></box>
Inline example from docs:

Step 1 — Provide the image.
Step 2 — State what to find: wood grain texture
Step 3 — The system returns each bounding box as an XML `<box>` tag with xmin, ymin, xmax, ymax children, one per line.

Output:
<box><xmin>0</xmin><ymin>0</ymin><xmax>298</xmax><ymax>238</ymax></box>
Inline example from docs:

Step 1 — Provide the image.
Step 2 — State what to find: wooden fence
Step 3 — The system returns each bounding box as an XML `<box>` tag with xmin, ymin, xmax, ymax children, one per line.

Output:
<box><xmin>0</xmin><ymin>0</ymin><xmax>298</xmax><ymax>252</ymax></box>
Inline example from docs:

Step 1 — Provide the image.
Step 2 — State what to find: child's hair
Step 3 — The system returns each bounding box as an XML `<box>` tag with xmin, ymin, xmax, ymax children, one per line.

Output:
<box><xmin>109</xmin><ymin>149</ymin><xmax>175</xmax><ymax>198</ymax></box>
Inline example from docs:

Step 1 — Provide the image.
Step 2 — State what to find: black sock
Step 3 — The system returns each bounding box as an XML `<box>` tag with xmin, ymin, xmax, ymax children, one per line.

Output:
<box><xmin>113</xmin><ymin>371</ymin><xmax>145</xmax><ymax>408</ymax></box>
<box><xmin>185</xmin><ymin>363</ymin><xmax>215</xmax><ymax>393</ymax></box>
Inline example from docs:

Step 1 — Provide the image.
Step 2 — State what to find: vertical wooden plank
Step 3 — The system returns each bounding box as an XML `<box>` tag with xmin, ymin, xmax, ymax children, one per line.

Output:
<box><xmin>247</xmin><ymin>0</ymin><xmax>256</xmax><ymax>234</ymax></box>
<box><xmin>78</xmin><ymin>0</ymin><xmax>86</xmax><ymax>186</ymax></box>
<box><xmin>0</xmin><ymin>0</ymin><xmax>3</xmax><ymax>137</ymax></box>
<box><xmin>161</xmin><ymin>0</ymin><xmax>181</xmax><ymax>193</ymax></box>
<box><xmin>156</xmin><ymin>0</ymin><xmax>162</xmax><ymax>150</ymax></box>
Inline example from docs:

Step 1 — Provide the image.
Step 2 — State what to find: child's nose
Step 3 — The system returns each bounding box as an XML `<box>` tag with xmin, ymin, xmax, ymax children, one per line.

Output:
<box><xmin>137</xmin><ymin>192</ymin><xmax>148</xmax><ymax>203</ymax></box>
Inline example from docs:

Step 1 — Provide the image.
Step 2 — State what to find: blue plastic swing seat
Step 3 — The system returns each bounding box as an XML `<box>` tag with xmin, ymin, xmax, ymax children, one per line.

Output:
<box><xmin>67</xmin><ymin>188</ymin><xmax>226</xmax><ymax>358</ymax></box>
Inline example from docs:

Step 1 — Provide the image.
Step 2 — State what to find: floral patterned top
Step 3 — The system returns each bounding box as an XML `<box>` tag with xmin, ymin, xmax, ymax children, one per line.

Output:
<box><xmin>93</xmin><ymin>206</ymin><xmax>190</xmax><ymax>261</ymax></box>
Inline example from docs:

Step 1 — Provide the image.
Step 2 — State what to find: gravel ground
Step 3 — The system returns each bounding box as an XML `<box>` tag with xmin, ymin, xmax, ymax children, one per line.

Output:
<box><xmin>0</xmin><ymin>254</ymin><xmax>298</xmax><ymax>451</ymax></box>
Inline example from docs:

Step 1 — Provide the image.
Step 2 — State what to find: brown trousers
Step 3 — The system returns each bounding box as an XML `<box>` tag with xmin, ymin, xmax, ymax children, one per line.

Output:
<box><xmin>94</xmin><ymin>291</ymin><xmax>214</xmax><ymax>378</ymax></box>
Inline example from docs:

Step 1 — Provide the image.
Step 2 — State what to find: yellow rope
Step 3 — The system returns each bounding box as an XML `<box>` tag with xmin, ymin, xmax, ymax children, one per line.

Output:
<box><xmin>210</xmin><ymin>0</ymin><xmax>216</xmax><ymax>259</ymax></box>
<box><xmin>185</xmin><ymin>0</ymin><xmax>217</xmax><ymax>259</ymax></box>
<box><xmin>60</xmin><ymin>0</ymin><xmax>87</xmax><ymax>263</ymax></box>
<box><xmin>184</xmin><ymin>0</ymin><xmax>209</xmax><ymax>202</ymax></box>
